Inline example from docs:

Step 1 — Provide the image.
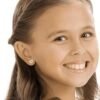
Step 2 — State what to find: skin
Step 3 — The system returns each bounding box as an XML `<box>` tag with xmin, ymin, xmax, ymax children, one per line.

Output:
<box><xmin>14</xmin><ymin>1</ymin><xmax>99</xmax><ymax>100</ymax></box>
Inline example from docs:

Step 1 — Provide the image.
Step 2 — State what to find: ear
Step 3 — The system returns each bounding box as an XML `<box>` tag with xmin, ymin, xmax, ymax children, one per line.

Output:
<box><xmin>14</xmin><ymin>41</ymin><xmax>35</xmax><ymax>66</ymax></box>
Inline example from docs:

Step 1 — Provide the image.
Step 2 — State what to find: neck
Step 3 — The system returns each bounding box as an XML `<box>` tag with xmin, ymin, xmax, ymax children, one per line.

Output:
<box><xmin>41</xmin><ymin>81</ymin><xmax>75</xmax><ymax>100</ymax></box>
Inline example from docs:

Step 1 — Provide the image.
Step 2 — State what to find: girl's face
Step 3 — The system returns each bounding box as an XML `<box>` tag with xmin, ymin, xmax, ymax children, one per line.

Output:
<box><xmin>30</xmin><ymin>2</ymin><xmax>99</xmax><ymax>88</ymax></box>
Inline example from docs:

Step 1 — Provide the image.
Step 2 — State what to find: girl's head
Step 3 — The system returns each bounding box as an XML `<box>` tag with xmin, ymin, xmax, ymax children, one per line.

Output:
<box><xmin>7</xmin><ymin>0</ymin><xmax>99</xmax><ymax>100</ymax></box>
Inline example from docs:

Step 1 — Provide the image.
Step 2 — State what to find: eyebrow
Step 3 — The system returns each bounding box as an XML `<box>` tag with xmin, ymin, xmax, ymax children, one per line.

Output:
<box><xmin>48</xmin><ymin>25</ymin><xmax>95</xmax><ymax>38</ymax></box>
<box><xmin>48</xmin><ymin>30</ymin><xmax>69</xmax><ymax>38</ymax></box>
<box><xmin>82</xmin><ymin>25</ymin><xmax>95</xmax><ymax>30</ymax></box>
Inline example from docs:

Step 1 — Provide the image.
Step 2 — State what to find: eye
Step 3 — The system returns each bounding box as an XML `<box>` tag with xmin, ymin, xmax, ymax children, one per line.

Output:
<box><xmin>54</xmin><ymin>36</ymin><xmax>68</xmax><ymax>42</ymax></box>
<box><xmin>81</xmin><ymin>32</ymin><xmax>93</xmax><ymax>38</ymax></box>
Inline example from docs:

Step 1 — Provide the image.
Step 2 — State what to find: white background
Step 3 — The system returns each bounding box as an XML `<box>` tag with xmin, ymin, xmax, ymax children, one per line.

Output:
<box><xmin>0</xmin><ymin>0</ymin><xmax>100</xmax><ymax>100</ymax></box>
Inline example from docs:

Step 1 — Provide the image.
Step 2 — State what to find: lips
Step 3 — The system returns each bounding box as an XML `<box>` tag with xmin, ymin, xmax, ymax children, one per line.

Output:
<box><xmin>63</xmin><ymin>61</ymin><xmax>89</xmax><ymax>70</ymax></box>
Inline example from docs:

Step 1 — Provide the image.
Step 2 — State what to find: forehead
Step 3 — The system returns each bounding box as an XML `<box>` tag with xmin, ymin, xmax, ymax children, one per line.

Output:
<box><xmin>36</xmin><ymin>1</ymin><xmax>91</xmax><ymax>18</ymax></box>
<box><xmin>31</xmin><ymin>2</ymin><xmax>94</xmax><ymax>36</ymax></box>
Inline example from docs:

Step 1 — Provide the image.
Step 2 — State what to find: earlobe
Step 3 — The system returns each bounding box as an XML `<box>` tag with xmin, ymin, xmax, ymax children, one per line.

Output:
<box><xmin>28</xmin><ymin>59</ymin><xmax>35</xmax><ymax>66</ymax></box>
<box><xmin>14</xmin><ymin>41</ymin><xmax>35</xmax><ymax>66</ymax></box>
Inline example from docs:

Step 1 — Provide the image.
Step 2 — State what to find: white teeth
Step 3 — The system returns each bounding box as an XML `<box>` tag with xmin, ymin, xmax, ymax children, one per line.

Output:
<box><xmin>66</xmin><ymin>63</ymin><xmax>85</xmax><ymax>70</ymax></box>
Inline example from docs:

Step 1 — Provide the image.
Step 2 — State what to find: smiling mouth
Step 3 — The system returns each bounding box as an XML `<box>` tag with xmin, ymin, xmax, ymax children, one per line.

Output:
<box><xmin>63</xmin><ymin>61</ymin><xmax>89</xmax><ymax>70</ymax></box>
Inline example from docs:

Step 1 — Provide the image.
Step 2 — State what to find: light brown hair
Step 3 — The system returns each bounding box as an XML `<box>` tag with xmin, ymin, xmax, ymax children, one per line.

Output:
<box><xmin>6</xmin><ymin>0</ymin><xmax>98</xmax><ymax>100</ymax></box>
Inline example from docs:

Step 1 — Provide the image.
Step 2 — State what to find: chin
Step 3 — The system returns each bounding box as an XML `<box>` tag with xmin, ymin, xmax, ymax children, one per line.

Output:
<box><xmin>74</xmin><ymin>80</ymin><xmax>89</xmax><ymax>87</ymax></box>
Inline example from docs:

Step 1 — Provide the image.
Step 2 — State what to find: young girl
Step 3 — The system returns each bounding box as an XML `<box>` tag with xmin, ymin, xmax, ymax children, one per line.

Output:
<box><xmin>6</xmin><ymin>0</ymin><xmax>99</xmax><ymax>100</ymax></box>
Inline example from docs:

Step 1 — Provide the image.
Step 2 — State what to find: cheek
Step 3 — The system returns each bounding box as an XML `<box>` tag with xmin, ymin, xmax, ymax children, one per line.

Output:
<box><xmin>88</xmin><ymin>40</ymin><xmax>99</xmax><ymax>61</ymax></box>
<box><xmin>33</xmin><ymin>45</ymin><xmax>71</xmax><ymax>83</ymax></box>
<box><xmin>85</xmin><ymin>40</ymin><xmax>99</xmax><ymax>70</ymax></box>
<box><xmin>34</xmin><ymin>45</ymin><xmax>69</xmax><ymax>71</ymax></box>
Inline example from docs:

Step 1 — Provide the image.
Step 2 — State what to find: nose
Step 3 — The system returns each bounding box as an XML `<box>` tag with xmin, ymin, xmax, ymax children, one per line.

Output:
<box><xmin>70</xmin><ymin>40</ymin><xmax>85</xmax><ymax>56</ymax></box>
